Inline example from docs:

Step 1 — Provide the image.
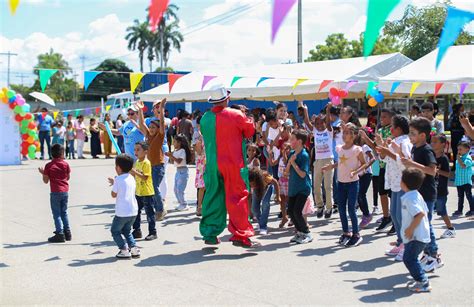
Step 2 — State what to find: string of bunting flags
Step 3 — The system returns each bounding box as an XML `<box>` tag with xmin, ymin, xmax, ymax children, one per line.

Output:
<box><xmin>32</xmin><ymin>104</ymin><xmax>120</xmax><ymax>121</ymax></box>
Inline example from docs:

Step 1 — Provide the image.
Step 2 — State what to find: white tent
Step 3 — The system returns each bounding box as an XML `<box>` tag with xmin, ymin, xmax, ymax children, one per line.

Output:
<box><xmin>140</xmin><ymin>53</ymin><xmax>412</xmax><ymax>102</ymax></box>
<box><xmin>379</xmin><ymin>45</ymin><xmax>474</xmax><ymax>96</ymax></box>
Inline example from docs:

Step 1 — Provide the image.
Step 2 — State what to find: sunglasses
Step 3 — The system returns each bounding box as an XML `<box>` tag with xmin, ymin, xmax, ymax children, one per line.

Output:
<box><xmin>128</xmin><ymin>112</ymin><xmax>135</xmax><ymax>116</ymax></box>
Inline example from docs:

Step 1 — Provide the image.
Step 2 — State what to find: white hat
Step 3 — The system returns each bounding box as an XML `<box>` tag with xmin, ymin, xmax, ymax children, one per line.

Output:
<box><xmin>127</xmin><ymin>104</ymin><xmax>139</xmax><ymax>112</ymax></box>
<box><xmin>208</xmin><ymin>84</ymin><xmax>231</xmax><ymax>104</ymax></box>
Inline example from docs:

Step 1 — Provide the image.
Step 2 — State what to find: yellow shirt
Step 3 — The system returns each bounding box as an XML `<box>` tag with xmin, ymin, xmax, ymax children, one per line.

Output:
<box><xmin>134</xmin><ymin>159</ymin><xmax>154</xmax><ymax>197</ymax></box>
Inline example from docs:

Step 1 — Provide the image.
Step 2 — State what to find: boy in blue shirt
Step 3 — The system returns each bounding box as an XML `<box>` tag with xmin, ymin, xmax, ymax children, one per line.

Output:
<box><xmin>453</xmin><ymin>141</ymin><xmax>474</xmax><ymax>217</ymax></box>
<box><xmin>284</xmin><ymin>129</ymin><xmax>312</xmax><ymax>244</ymax></box>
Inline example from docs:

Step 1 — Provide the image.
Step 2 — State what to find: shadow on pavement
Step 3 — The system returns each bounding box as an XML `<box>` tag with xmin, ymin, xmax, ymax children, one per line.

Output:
<box><xmin>135</xmin><ymin>248</ymin><xmax>258</xmax><ymax>267</ymax></box>
<box><xmin>3</xmin><ymin>241</ymin><xmax>49</xmax><ymax>249</ymax></box>
<box><xmin>81</xmin><ymin>203</ymin><xmax>115</xmax><ymax>215</ymax></box>
<box><xmin>68</xmin><ymin>257</ymin><xmax>118</xmax><ymax>267</ymax></box>
<box><xmin>334</xmin><ymin>256</ymin><xmax>393</xmax><ymax>272</ymax></box>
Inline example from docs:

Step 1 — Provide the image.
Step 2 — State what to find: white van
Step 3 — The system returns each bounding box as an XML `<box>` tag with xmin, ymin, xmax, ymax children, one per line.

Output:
<box><xmin>104</xmin><ymin>91</ymin><xmax>135</xmax><ymax>122</ymax></box>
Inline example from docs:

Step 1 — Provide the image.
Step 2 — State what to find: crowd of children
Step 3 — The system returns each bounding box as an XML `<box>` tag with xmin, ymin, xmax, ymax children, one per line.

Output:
<box><xmin>38</xmin><ymin>98</ymin><xmax>473</xmax><ymax>293</ymax></box>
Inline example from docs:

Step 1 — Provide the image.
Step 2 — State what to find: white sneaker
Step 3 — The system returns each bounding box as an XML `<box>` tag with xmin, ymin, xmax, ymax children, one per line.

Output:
<box><xmin>290</xmin><ymin>232</ymin><xmax>303</xmax><ymax>243</ymax></box>
<box><xmin>116</xmin><ymin>249</ymin><xmax>131</xmax><ymax>259</ymax></box>
<box><xmin>372</xmin><ymin>206</ymin><xmax>381</xmax><ymax>215</ymax></box>
<box><xmin>130</xmin><ymin>246</ymin><xmax>141</xmax><ymax>258</ymax></box>
<box><xmin>423</xmin><ymin>256</ymin><xmax>444</xmax><ymax>273</ymax></box>
<box><xmin>259</xmin><ymin>229</ymin><xmax>268</xmax><ymax>235</ymax></box>
<box><xmin>440</xmin><ymin>228</ymin><xmax>456</xmax><ymax>238</ymax></box>
<box><xmin>296</xmin><ymin>233</ymin><xmax>313</xmax><ymax>244</ymax></box>
<box><xmin>419</xmin><ymin>253</ymin><xmax>430</xmax><ymax>265</ymax></box>
<box><xmin>175</xmin><ymin>204</ymin><xmax>189</xmax><ymax>211</ymax></box>
<box><xmin>394</xmin><ymin>248</ymin><xmax>404</xmax><ymax>261</ymax></box>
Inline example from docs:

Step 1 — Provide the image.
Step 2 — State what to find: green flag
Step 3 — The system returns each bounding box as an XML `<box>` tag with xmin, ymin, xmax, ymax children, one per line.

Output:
<box><xmin>39</xmin><ymin>69</ymin><xmax>58</xmax><ymax>92</ymax></box>
<box><xmin>363</xmin><ymin>0</ymin><xmax>401</xmax><ymax>57</ymax></box>
<box><xmin>230</xmin><ymin>76</ymin><xmax>243</xmax><ymax>87</ymax></box>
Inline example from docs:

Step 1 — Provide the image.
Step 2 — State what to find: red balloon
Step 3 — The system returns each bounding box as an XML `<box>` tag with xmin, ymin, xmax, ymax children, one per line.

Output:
<box><xmin>22</xmin><ymin>141</ymin><xmax>29</xmax><ymax>150</ymax></box>
<box><xmin>24</xmin><ymin>113</ymin><xmax>33</xmax><ymax>120</ymax></box>
<box><xmin>8</xmin><ymin>101</ymin><xmax>17</xmax><ymax>110</ymax></box>
<box><xmin>21</xmin><ymin>148</ymin><xmax>28</xmax><ymax>156</ymax></box>
<box><xmin>15</xmin><ymin>114</ymin><xmax>23</xmax><ymax>122</ymax></box>
<box><xmin>329</xmin><ymin>87</ymin><xmax>339</xmax><ymax>97</ymax></box>
<box><xmin>28</xmin><ymin>122</ymin><xmax>36</xmax><ymax>129</ymax></box>
<box><xmin>22</xmin><ymin>134</ymin><xmax>29</xmax><ymax>140</ymax></box>
<box><xmin>338</xmin><ymin>89</ymin><xmax>348</xmax><ymax>98</ymax></box>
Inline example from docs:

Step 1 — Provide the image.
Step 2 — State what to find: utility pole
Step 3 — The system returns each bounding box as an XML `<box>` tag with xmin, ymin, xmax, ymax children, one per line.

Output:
<box><xmin>80</xmin><ymin>55</ymin><xmax>86</xmax><ymax>71</ymax></box>
<box><xmin>16</xmin><ymin>73</ymin><xmax>28</xmax><ymax>86</ymax></box>
<box><xmin>297</xmin><ymin>0</ymin><xmax>302</xmax><ymax>63</ymax></box>
<box><xmin>73</xmin><ymin>72</ymin><xmax>78</xmax><ymax>102</ymax></box>
<box><xmin>0</xmin><ymin>51</ymin><xmax>18</xmax><ymax>87</ymax></box>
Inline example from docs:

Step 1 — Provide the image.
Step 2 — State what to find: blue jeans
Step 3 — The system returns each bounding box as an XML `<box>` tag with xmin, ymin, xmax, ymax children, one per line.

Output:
<box><xmin>111</xmin><ymin>216</ymin><xmax>136</xmax><ymax>250</ymax></box>
<box><xmin>152</xmin><ymin>164</ymin><xmax>165</xmax><ymax>212</ymax></box>
<box><xmin>436</xmin><ymin>196</ymin><xmax>448</xmax><ymax>217</ymax></box>
<box><xmin>133</xmin><ymin>196</ymin><xmax>156</xmax><ymax>235</ymax></box>
<box><xmin>424</xmin><ymin>201</ymin><xmax>439</xmax><ymax>257</ymax></box>
<box><xmin>403</xmin><ymin>240</ymin><xmax>428</xmax><ymax>283</ymax></box>
<box><xmin>390</xmin><ymin>190</ymin><xmax>405</xmax><ymax>245</ymax></box>
<box><xmin>357</xmin><ymin>173</ymin><xmax>372</xmax><ymax>216</ymax></box>
<box><xmin>338</xmin><ymin>181</ymin><xmax>359</xmax><ymax>234</ymax></box>
<box><xmin>457</xmin><ymin>184</ymin><xmax>474</xmax><ymax>212</ymax></box>
<box><xmin>333</xmin><ymin>168</ymin><xmax>339</xmax><ymax>206</ymax></box>
<box><xmin>174</xmin><ymin>167</ymin><xmax>189</xmax><ymax>206</ymax></box>
<box><xmin>50</xmin><ymin>192</ymin><xmax>69</xmax><ymax>233</ymax></box>
<box><xmin>252</xmin><ymin>185</ymin><xmax>274</xmax><ymax>230</ymax></box>
<box><xmin>116</xmin><ymin>135</ymin><xmax>125</xmax><ymax>153</ymax></box>
<box><xmin>39</xmin><ymin>130</ymin><xmax>51</xmax><ymax>159</ymax></box>
<box><xmin>67</xmin><ymin>140</ymin><xmax>75</xmax><ymax>158</ymax></box>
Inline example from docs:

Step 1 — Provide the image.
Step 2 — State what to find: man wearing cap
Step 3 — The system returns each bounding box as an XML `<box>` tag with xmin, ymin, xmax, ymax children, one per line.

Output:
<box><xmin>100</xmin><ymin>104</ymin><xmax>144</xmax><ymax>159</ymax></box>
<box><xmin>199</xmin><ymin>84</ymin><xmax>256</xmax><ymax>247</ymax></box>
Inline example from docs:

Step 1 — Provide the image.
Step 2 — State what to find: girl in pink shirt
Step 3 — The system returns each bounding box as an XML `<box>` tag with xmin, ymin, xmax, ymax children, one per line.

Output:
<box><xmin>323</xmin><ymin>123</ymin><xmax>367</xmax><ymax>247</ymax></box>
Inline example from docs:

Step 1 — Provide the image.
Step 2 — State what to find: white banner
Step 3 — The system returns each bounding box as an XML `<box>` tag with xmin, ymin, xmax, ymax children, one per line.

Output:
<box><xmin>0</xmin><ymin>103</ymin><xmax>20</xmax><ymax>166</ymax></box>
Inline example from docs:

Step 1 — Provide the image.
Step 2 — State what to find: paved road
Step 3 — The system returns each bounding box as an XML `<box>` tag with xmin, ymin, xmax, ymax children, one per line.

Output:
<box><xmin>1</xmin><ymin>159</ymin><xmax>473</xmax><ymax>305</ymax></box>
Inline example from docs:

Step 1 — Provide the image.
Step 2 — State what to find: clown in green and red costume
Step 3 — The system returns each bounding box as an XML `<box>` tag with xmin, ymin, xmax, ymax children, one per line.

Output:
<box><xmin>199</xmin><ymin>85</ymin><xmax>256</xmax><ymax>247</ymax></box>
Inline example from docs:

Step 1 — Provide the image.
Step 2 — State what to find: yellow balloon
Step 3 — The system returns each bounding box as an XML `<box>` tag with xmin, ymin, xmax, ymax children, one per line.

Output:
<box><xmin>2</xmin><ymin>87</ymin><xmax>8</xmax><ymax>94</ymax></box>
<box><xmin>368</xmin><ymin>98</ymin><xmax>378</xmax><ymax>107</ymax></box>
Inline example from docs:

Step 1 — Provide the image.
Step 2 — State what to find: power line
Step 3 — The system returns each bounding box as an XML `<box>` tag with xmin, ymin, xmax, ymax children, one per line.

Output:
<box><xmin>0</xmin><ymin>51</ymin><xmax>18</xmax><ymax>87</ymax></box>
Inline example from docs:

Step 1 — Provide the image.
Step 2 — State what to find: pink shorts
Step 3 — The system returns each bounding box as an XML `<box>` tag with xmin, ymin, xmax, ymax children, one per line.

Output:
<box><xmin>279</xmin><ymin>177</ymin><xmax>289</xmax><ymax>196</ymax></box>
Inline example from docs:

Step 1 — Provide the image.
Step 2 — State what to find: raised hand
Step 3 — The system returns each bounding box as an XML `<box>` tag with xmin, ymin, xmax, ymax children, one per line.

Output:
<box><xmin>136</xmin><ymin>101</ymin><xmax>145</xmax><ymax>109</ymax></box>
<box><xmin>38</xmin><ymin>167</ymin><xmax>44</xmax><ymax>175</ymax></box>
<box><xmin>107</xmin><ymin>177</ymin><xmax>114</xmax><ymax>186</ymax></box>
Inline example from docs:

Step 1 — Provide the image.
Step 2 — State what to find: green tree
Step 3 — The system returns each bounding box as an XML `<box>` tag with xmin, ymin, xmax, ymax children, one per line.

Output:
<box><xmin>125</xmin><ymin>20</ymin><xmax>150</xmax><ymax>72</ymax></box>
<box><xmin>10</xmin><ymin>84</ymin><xmax>31</xmax><ymax>99</ymax></box>
<box><xmin>154</xmin><ymin>4</ymin><xmax>183</xmax><ymax>69</ymax></box>
<box><xmin>384</xmin><ymin>2</ymin><xmax>474</xmax><ymax>60</ymax></box>
<box><xmin>81</xmin><ymin>59</ymin><xmax>133</xmax><ymax>100</ymax></box>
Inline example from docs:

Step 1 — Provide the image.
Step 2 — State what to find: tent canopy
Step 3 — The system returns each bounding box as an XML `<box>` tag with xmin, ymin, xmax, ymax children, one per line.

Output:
<box><xmin>140</xmin><ymin>53</ymin><xmax>412</xmax><ymax>102</ymax></box>
<box><xmin>379</xmin><ymin>45</ymin><xmax>474</xmax><ymax>96</ymax></box>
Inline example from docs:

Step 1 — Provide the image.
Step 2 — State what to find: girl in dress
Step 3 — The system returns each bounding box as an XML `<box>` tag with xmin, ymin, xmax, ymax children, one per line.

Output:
<box><xmin>89</xmin><ymin>118</ymin><xmax>102</xmax><ymax>159</ymax></box>
<box><xmin>166</xmin><ymin>134</ymin><xmax>192</xmax><ymax>211</ymax></box>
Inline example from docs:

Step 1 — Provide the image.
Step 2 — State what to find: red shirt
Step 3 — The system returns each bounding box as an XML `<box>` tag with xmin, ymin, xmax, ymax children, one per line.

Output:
<box><xmin>44</xmin><ymin>158</ymin><xmax>71</xmax><ymax>193</ymax></box>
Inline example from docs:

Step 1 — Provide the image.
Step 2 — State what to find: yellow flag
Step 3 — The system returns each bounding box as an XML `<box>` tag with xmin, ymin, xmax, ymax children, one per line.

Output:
<box><xmin>53</xmin><ymin>111</ymin><xmax>58</xmax><ymax>120</ymax></box>
<box><xmin>292</xmin><ymin>78</ymin><xmax>308</xmax><ymax>90</ymax></box>
<box><xmin>9</xmin><ymin>0</ymin><xmax>20</xmax><ymax>15</ymax></box>
<box><xmin>106</xmin><ymin>105</ymin><xmax>111</xmax><ymax>112</ymax></box>
<box><xmin>409</xmin><ymin>82</ymin><xmax>421</xmax><ymax>97</ymax></box>
<box><xmin>130</xmin><ymin>73</ymin><xmax>145</xmax><ymax>93</ymax></box>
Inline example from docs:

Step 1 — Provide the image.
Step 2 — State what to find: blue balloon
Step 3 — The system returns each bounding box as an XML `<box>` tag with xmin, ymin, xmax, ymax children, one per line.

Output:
<box><xmin>369</xmin><ymin>87</ymin><xmax>379</xmax><ymax>97</ymax></box>
<box><xmin>375</xmin><ymin>92</ymin><xmax>384</xmax><ymax>103</ymax></box>
<box><xmin>9</xmin><ymin>96</ymin><xmax>16</xmax><ymax>103</ymax></box>
<box><xmin>23</xmin><ymin>103</ymin><xmax>31</xmax><ymax>112</ymax></box>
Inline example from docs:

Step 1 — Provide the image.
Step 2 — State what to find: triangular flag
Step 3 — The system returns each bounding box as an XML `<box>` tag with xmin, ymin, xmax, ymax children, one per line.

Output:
<box><xmin>318</xmin><ymin>80</ymin><xmax>333</xmax><ymax>92</ymax></box>
<box><xmin>434</xmin><ymin>83</ymin><xmax>444</xmax><ymax>97</ymax></box>
<box><xmin>84</xmin><ymin>71</ymin><xmax>102</xmax><ymax>91</ymax></box>
<box><xmin>149</xmin><ymin>0</ymin><xmax>169</xmax><ymax>32</ymax></box>
<box><xmin>39</xmin><ymin>69</ymin><xmax>58</xmax><ymax>92</ymax></box>
<box><xmin>390</xmin><ymin>81</ymin><xmax>401</xmax><ymax>96</ymax></box>
<box><xmin>436</xmin><ymin>7</ymin><xmax>474</xmax><ymax>69</ymax></box>
<box><xmin>53</xmin><ymin>111</ymin><xmax>58</xmax><ymax>120</ymax></box>
<box><xmin>201</xmin><ymin>76</ymin><xmax>217</xmax><ymax>91</ymax></box>
<box><xmin>230</xmin><ymin>76</ymin><xmax>243</xmax><ymax>87</ymax></box>
<box><xmin>366</xmin><ymin>81</ymin><xmax>378</xmax><ymax>97</ymax></box>
<box><xmin>9</xmin><ymin>0</ymin><xmax>20</xmax><ymax>15</ymax></box>
<box><xmin>106</xmin><ymin>105</ymin><xmax>111</xmax><ymax>112</ymax></box>
<box><xmin>168</xmin><ymin>73</ymin><xmax>184</xmax><ymax>93</ymax></box>
<box><xmin>63</xmin><ymin>111</ymin><xmax>68</xmax><ymax>118</ymax></box>
<box><xmin>95</xmin><ymin>107</ymin><xmax>100</xmax><ymax>114</ymax></box>
<box><xmin>459</xmin><ymin>82</ymin><xmax>468</xmax><ymax>97</ymax></box>
<box><xmin>130</xmin><ymin>72</ymin><xmax>145</xmax><ymax>93</ymax></box>
<box><xmin>409</xmin><ymin>82</ymin><xmax>421</xmax><ymax>97</ymax></box>
<box><xmin>292</xmin><ymin>78</ymin><xmax>308</xmax><ymax>90</ymax></box>
<box><xmin>257</xmin><ymin>77</ymin><xmax>273</xmax><ymax>87</ymax></box>
<box><xmin>345</xmin><ymin>80</ymin><xmax>358</xmax><ymax>90</ymax></box>
<box><xmin>75</xmin><ymin>109</ymin><xmax>80</xmax><ymax>117</ymax></box>
<box><xmin>363</xmin><ymin>0</ymin><xmax>401</xmax><ymax>57</ymax></box>
<box><xmin>271</xmin><ymin>0</ymin><xmax>298</xmax><ymax>43</ymax></box>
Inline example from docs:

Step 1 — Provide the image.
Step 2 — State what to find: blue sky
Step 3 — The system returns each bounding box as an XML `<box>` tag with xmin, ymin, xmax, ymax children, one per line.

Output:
<box><xmin>1</xmin><ymin>0</ymin><xmax>473</xmax><ymax>86</ymax></box>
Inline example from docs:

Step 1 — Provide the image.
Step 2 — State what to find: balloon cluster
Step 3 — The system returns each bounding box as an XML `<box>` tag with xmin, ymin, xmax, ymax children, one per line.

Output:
<box><xmin>328</xmin><ymin>87</ymin><xmax>348</xmax><ymax>106</ymax></box>
<box><xmin>368</xmin><ymin>87</ymin><xmax>385</xmax><ymax>107</ymax></box>
<box><xmin>0</xmin><ymin>88</ymin><xmax>39</xmax><ymax>159</ymax></box>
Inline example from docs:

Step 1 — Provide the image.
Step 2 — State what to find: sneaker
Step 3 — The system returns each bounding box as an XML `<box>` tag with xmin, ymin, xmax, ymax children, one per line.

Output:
<box><xmin>332</xmin><ymin>205</ymin><xmax>338</xmax><ymax>214</ymax></box>
<box><xmin>48</xmin><ymin>232</ymin><xmax>66</xmax><ymax>243</ymax></box>
<box><xmin>175</xmin><ymin>204</ymin><xmax>189</xmax><ymax>211</ymax></box>
<box><xmin>345</xmin><ymin>234</ymin><xmax>363</xmax><ymax>247</ymax></box>
<box><xmin>324</xmin><ymin>208</ymin><xmax>332</xmax><ymax>219</ymax></box>
<box><xmin>420</xmin><ymin>253</ymin><xmax>430</xmax><ymax>265</ymax></box>
<box><xmin>394</xmin><ymin>248</ymin><xmax>405</xmax><ymax>261</ymax></box>
<box><xmin>387</xmin><ymin>225</ymin><xmax>396</xmax><ymax>236</ymax></box>
<box><xmin>465</xmin><ymin>211</ymin><xmax>474</xmax><ymax>217</ymax></box>
<box><xmin>231</xmin><ymin>238</ymin><xmax>260</xmax><ymax>248</ymax></box>
<box><xmin>204</xmin><ymin>237</ymin><xmax>221</xmax><ymax>245</ymax></box>
<box><xmin>452</xmin><ymin>210</ymin><xmax>463</xmax><ymax>216</ymax></box>
<box><xmin>155</xmin><ymin>210</ymin><xmax>167</xmax><ymax>221</ymax></box>
<box><xmin>290</xmin><ymin>232</ymin><xmax>303</xmax><ymax>243</ymax></box>
<box><xmin>116</xmin><ymin>249</ymin><xmax>132</xmax><ymax>259</ymax></box>
<box><xmin>132</xmin><ymin>229</ymin><xmax>142</xmax><ymax>239</ymax></box>
<box><xmin>375</xmin><ymin>217</ymin><xmax>392</xmax><ymax>232</ymax></box>
<box><xmin>440</xmin><ymin>228</ymin><xmax>456</xmax><ymax>239</ymax></box>
<box><xmin>359</xmin><ymin>214</ymin><xmax>373</xmax><ymax>229</ymax></box>
<box><xmin>145</xmin><ymin>233</ymin><xmax>157</xmax><ymax>241</ymax></box>
<box><xmin>259</xmin><ymin>229</ymin><xmax>268</xmax><ymax>235</ymax></box>
<box><xmin>423</xmin><ymin>256</ymin><xmax>444</xmax><ymax>273</ymax></box>
<box><xmin>372</xmin><ymin>206</ymin><xmax>381</xmax><ymax>215</ymax></box>
<box><xmin>130</xmin><ymin>246</ymin><xmax>141</xmax><ymax>258</ymax></box>
<box><xmin>409</xmin><ymin>281</ymin><xmax>432</xmax><ymax>293</ymax></box>
<box><xmin>296</xmin><ymin>233</ymin><xmax>313</xmax><ymax>244</ymax></box>
<box><xmin>385</xmin><ymin>243</ymin><xmax>404</xmax><ymax>256</ymax></box>
<box><xmin>254</xmin><ymin>224</ymin><xmax>260</xmax><ymax>232</ymax></box>
<box><xmin>316</xmin><ymin>207</ymin><xmax>324</xmax><ymax>218</ymax></box>
<box><xmin>64</xmin><ymin>229</ymin><xmax>72</xmax><ymax>241</ymax></box>
<box><xmin>338</xmin><ymin>234</ymin><xmax>351</xmax><ymax>246</ymax></box>
<box><xmin>376</xmin><ymin>216</ymin><xmax>384</xmax><ymax>223</ymax></box>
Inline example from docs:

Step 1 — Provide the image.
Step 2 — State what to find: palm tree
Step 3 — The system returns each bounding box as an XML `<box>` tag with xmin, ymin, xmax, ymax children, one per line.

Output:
<box><xmin>161</xmin><ymin>21</ymin><xmax>183</xmax><ymax>67</ymax></box>
<box><xmin>125</xmin><ymin>20</ymin><xmax>150</xmax><ymax>72</ymax></box>
<box><xmin>155</xmin><ymin>4</ymin><xmax>182</xmax><ymax>69</ymax></box>
<box><xmin>35</xmin><ymin>48</ymin><xmax>72</xmax><ymax>78</ymax></box>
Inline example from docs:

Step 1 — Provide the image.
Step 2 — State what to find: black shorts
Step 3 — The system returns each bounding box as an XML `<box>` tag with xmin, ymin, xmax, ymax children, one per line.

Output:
<box><xmin>378</xmin><ymin>167</ymin><xmax>391</xmax><ymax>196</ymax></box>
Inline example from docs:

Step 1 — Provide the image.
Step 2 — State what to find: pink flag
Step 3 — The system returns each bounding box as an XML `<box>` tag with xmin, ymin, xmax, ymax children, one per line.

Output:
<box><xmin>345</xmin><ymin>80</ymin><xmax>358</xmax><ymax>90</ymax></box>
<box><xmin>201</xmin><ymin>76</ymin><xmax>217</xmax><ymax>91</ymax></box>
<box><xmin>318</xmin><ymin>80</ymin><xmax>333</xmax><ymax>93</ymax></box>
<box><xmin>271</xmin><ymin>0</ymin><xmax>297</xmax><ymax>43</ymax></box>
<box><xmin>434</xmin><ymin>83</ymin><xmax>444</xmax><ymax>97</ymax></box>
<box><xmin>149</xmin><ymin>0</ymin><xmax>169</xmax><ymax>32</ymax></box>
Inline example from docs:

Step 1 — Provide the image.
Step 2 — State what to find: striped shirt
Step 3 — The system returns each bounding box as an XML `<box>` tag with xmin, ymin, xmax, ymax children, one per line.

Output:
<box><xmin>455</xmin><ymin>154</ymin><xmax>473</xmax><ymax>186</ymax></box>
